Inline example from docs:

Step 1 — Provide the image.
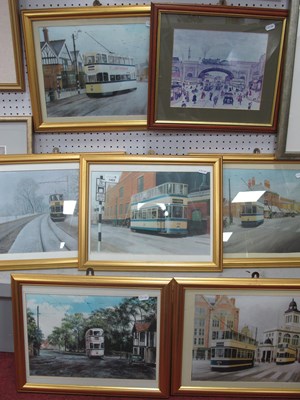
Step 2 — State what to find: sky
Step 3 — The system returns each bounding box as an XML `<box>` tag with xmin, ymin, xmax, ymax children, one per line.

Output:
<box><xmin>199</xmin><ymin>294</ymin><xmax>300</xmax><ymax>342</ymax></box>
<box><xmin>223</xmin><ymin>167</ymin><xmax>300</xmax><ymax>202</ymax></box>
<box><xmin>39</xmin><ymin>20</ymin><xmax>150</xmax><ymax>65</ymax></box>
<box><xmin>26</xmin><ymin>293</ymin><xmax>154</xmax><ymax>337</ymax></box>
<box><xmin>172</xmin><ymin>29</ymin><xmax>268</xmax><ymax>63</ymax></box>
<box><xmin>0</xmin><ymin>168</ymin><xmax>78</xmax><ymax>212</ymax></box>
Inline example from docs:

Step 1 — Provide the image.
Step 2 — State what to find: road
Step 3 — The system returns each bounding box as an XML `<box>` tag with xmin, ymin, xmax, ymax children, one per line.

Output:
<box><xmin>192</xmin><ymin>359</ymin><xmax>300</xmax><ymax>382</ymax></box>
<box><xmin>0</xmin><ymin>214</ymin><xmax>78</xmax><ymax>253</ymax></box>
<box><xmin>223</xmin><ymin>216</ymin><xmax>300</xmax><ymax>254</ymax></box>
<box><xmin>47</xmin><ymin>81</ymin><xmax>148</xmax><ymax>117</ymax></box>
<box><xmin>90</xmin><ymin>223</ymin><xmax>210</xmax><ymax>256</ymax></box>
<box><xmin>29</xmin><ymin>350</ymin><xmax>155</xmax><ymax>380</ymax></box>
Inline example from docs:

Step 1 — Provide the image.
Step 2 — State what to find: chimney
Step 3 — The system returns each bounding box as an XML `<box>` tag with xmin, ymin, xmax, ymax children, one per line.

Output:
<box><xmin>43</xmin><ymin>27</ymin><xmax>49</xmax><ymax>43</ymax></box>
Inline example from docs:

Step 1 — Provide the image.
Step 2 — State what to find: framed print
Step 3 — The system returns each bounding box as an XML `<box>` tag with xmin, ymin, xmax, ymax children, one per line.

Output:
<box><xmin>172</xmin><ymin>277</ymin><xmax>300</xmax><ymax>397</ymax></box>
<box><xmin>0</xmin><ymin>0</ymin><xmax>25</xmax><ymax>91</ymax></box>
<box><xmin>79</xmin><ymin>154</ymin><xmax>222</xmax><ymax>272</ymax></box>
<box><xmin>11</xmin><ymin>273</ymin><xmax>172</xmax><ymax>397</ymax></box>
<box><xmin>0</xmin><ymin>154</ymin><xmax>79</xmax><ymax>270</ymax></box>
<box><xmin>0</xmin><ymin>117</ymin><xmax>32</xmax><ymax>154</ymax></box>
<box><xmin>276</xmin><ymin>0</ymin><xmax>300</xmax><ymax>159</ymax></box>
<box><xmin>148</xmin><ymin>4</ymin><xmax>287</xmax><ymax>132</ymax></box>
<box><xmin>223</xmin><ymin>155</ymin><xmax>300</xmax><ymax>267</ymax></box>
<box><xmin>21</xmin><ymin>6</ymin><xmax>150</xmax><ymax>133</ymax></box>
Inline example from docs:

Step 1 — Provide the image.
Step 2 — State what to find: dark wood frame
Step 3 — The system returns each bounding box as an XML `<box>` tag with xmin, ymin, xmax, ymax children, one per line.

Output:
<box><xmin>148</xmin><ymin>3</ymin><xmax>287</xmax><ymax>132</ymax></box>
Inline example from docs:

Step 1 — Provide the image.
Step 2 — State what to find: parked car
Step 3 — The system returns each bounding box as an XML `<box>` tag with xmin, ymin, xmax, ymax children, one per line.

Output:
<box><xmin>128</xmin><ymin>354</ymin><xmax>145</xmax><ymax>365</ymax></box>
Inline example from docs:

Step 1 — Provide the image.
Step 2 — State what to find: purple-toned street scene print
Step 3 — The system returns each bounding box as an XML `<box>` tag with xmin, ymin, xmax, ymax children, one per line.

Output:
<box><xmin>171</xmin><ymin>29</ymin><xmax>268</xmax><ymax>111</ymax></box>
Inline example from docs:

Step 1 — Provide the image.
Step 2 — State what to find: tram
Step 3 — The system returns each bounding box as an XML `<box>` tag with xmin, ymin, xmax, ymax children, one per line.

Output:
<box><xmin>85</xmin><ymin>328</ymin><xmax>104</xmax><ymax>358</ymax></box>
<box><xmin>210</xmin><ymin>330</ymin><xmax>257</xmax><ymax>371</ymax></box>
<box><xmin>276</xmin><ymin>343</ymin><xmax>297</xmax><ymax>365</ymax></box>
<box><xmin>84</xmin><ymin>51</ymin><xmax>137</xmax><ymax>97</ymax></box>
<box><xmin>240</xmin><ymin>202</ymin><xmax>264</xmax><ymax>227</ymax></box>
<box><xmin>130</xmin><ymin>182</ymin><xmax>188</xmax><ymax>236</ymax></box>
<box><xmin>49</xmin><ymin>194</ymin><xmax>66</xmax><ymax>222</ymax></box>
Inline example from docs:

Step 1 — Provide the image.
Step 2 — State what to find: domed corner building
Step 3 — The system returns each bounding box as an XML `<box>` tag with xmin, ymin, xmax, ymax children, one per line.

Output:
<box><xmin>258</xmin><ymin>299</ymin><xmax>300</xmax><ymax>363</ymax></box>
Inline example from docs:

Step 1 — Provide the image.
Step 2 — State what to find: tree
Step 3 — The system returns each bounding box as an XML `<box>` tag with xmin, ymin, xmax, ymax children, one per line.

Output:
<box><xmin>27</xmin><ymin>308</ymin><xmax>43</xmax><ymax>356</ymax></box>
<box><xmin>15</xmin><ymin>178</ymin><xmax>47</xmax><ymax>215</ymax></box>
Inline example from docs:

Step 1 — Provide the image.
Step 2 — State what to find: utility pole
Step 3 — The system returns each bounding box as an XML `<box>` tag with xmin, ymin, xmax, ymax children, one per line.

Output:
<box><xmin>72</xmin><ymin>33</ymin><xmax>80</xmax><ymax>94</ymax></box>
<box><xmin>96</xmin><ymin>176</ymin><xmax>105</xmax><ymax>252</ymax></box>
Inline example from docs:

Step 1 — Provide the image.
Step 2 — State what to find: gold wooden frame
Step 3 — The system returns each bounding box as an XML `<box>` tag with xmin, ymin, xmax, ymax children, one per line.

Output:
<box><xmin>21</xmin><ymin>6</ymin><xmax>150</xmax><ymax>132</ymax></box>
<box><xmin>11</xmin><ymin>273</ymin><xmax>172</xmax><ymax>397</ymax></box>
<box><xmin>223</xmin><ymin>154</ymin><xmax>300</xmax><ymax>267</ymax></box>
<box><xmin>0</xmin><ymin>154</ymin><xmax>79</xmax><ymax>270</ymax></box>
<box><xmin>172</xmin><ymin>277</ymin><xmax>300</xmax><ymax>397</ymax></box>
<box><xmin>79</xmin><ymin>153</ymin><xmax>222</xmax><ymax>272</ymax></box>
<box><xmin>0</xmin><ymin>117</ymin><xmax>32</xmax><ymax>154</ymax></box>
<box><xmin>0</xmin><ymin>0</ymin><xmax>25</xmax><ymax>91</ymax></box>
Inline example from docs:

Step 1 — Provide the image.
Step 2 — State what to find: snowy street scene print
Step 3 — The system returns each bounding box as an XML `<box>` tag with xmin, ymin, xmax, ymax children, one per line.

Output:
<box><xmin>25</xmin><ymin>290</ymin><xmax>158</xmax><ymax>381</ymax></box>
<box><xmin>191</xmin><ymin>293</ymin><xmax>300</xmax><ymax>384</ymax></box>
<box><xmin>0</xmin><ymin>164</ymin><xmax>79</xmax><ymax>260</ymax></box>
<box><xmin>171</xmin><ymin>29</ymin><xmax>268</xmax><ymax>111</ymax></box>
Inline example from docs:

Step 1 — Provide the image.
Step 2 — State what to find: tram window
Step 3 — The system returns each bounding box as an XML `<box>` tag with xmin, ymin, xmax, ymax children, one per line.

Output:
<box><xmin>108</xmin><ymin>55</ymin><xmax>114</xmax><ymax>63</ymax></box>
<box><xmin>103</xmin><ymin>73</ymin><xmax>108</xmax><ymax>82</ymax></box>
<box><xmin>152</xmin><ymin>209</ymin><xmax>157</xmax><ymax>219</ymax></box>
<box><xmin>158</xmin><ymin>209</ymin><xmax>164</xmax><ymax>219</ymax></box>
<box><xmin>116</xmin><ymin>75</ymin><xmax>121</xmax><ymax>81</ymax></box>
<box><xmin>110</xmin><ymin>75</ymin><xmax>116</xmax><ymax>81</ymax></box>
<box><xmin>142</xmin><ymin>210</ymin><xmax>147</xmax><ymax>219</ymax></box>
<box><xmin>147</xmin><ymin>209</ymin><xmax>151</xmax><ymax>219</ymax></box>
<box><xmin>216</xmin><ymin>349</ymin><xmax>224</xmax><ymax>358</ymax></box>
<box><xmin>102</xmin><ymin>54</ymin><xmax>107</xmax><ymax>63</ymax></box>
<box><xmin>86</xmin><ymin>56</ymin><xmax>94</xmax><ymax>64</ymax></box>
<box><xmin>224</xmin><ymin>349</ymin><xmax>231</xmax><ymax>358</ymax></box>
<box><xmin>101</xmin><ymin>343</ymin><xmax>104</xmax><ymax>349</ymax></box>
<box><xmin>94</xmin><ymin>344</ymin><xmax>100</xmax><ymax>349</ymax></box>
<box><xmin>95</xmin><ymin>54</ymin><xmax>101</xmax><ymax>63</ymax></box>
<box><xmin>173</xmin><ymin>205</ymin><xmax>183</xmax><ymax>218</ymax></box>
<box><xmin>97</xmin><ymin>73</ymin><xmax>103</xmax><ymax>82</ymax></box>
<box><xmin>175</xmin><ymin>183</ymin><xmax>184</xmax><ymax>194</ymax></box>
<box><xmin>166</xmin><ymin>183</ymin><xmax>173</xmax><ymax>194</ymax></box>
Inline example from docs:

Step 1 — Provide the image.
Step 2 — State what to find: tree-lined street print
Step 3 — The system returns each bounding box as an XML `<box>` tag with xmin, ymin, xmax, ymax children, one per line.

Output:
<box><xmin>26</xmin><ymin>292</ymin><xmax>157</xmax><ymax>380</ymax></box>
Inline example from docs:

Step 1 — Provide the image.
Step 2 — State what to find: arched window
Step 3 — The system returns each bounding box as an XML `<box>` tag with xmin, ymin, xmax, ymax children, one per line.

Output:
<box><xmin>283</xmin><ymin>333</ymin><xmax>291</xmax><ymax>344</ymax></box>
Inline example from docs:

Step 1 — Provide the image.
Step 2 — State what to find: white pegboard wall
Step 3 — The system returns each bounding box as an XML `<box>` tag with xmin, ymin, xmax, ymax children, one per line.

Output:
<box><xmin>0</xmin><ymin>0</ymin><xmax>289</xmax><ymax>155</ymax></box>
